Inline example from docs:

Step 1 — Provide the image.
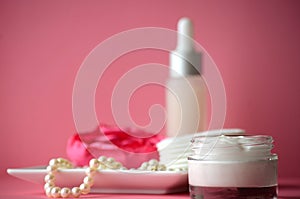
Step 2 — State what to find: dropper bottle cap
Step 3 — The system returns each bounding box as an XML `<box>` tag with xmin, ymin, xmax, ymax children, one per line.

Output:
<box><xmin>170</xmin><ymin>18</ymin><xmax>201</xmax><ymax>77</ymax></box>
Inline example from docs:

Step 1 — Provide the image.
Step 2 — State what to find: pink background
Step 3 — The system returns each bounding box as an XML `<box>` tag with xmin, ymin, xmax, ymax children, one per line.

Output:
<box><xmin>1</xmin><ymin>0</ymin><xmax>300</xmax><ymax>180</ymax></box>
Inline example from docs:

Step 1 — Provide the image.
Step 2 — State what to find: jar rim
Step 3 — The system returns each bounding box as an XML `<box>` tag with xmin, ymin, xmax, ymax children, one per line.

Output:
<box><xmin>191</xmin><ymin>135</ymin><xmax>273</xmax><ymax>149</ymax></box>
<box><xmin>190</xmin><ymin>135</ymin><xmax>275</xmax><ymax>161</ymax></box>
<box><xmin>192</xmin><ymin>134</ymin><xmax>273</xmax><ymax>142</ymax></box>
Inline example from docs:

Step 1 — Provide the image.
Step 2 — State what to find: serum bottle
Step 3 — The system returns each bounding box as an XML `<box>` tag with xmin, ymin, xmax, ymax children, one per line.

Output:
<box><xmin>166</xmin><ymin>18</ymin><xmax>206</xmax><ymax>137</ymax></box>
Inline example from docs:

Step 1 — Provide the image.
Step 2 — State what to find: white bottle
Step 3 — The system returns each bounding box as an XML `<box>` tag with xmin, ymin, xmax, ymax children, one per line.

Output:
<box><xmin>166</xmin><ymin>18</ymin><xmax>207</xmax><ymax>137</ymax></box>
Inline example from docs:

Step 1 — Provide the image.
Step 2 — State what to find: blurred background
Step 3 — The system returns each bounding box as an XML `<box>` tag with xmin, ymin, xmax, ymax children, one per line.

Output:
<box><xmin>1</xmin><ymin>0</ymin><xmax>299</xmax><ymax>179</ymax></box>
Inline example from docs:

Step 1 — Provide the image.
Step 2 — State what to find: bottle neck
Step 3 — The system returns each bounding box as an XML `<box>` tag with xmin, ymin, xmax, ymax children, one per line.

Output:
<box><xmin>169</xmin><ymin>50</ymin><xmax>201</xmax><ymax>77</ymax></box>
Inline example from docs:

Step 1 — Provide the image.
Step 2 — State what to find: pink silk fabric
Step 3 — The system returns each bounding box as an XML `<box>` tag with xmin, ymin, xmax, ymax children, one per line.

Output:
<box><xmin>66</xmin><ymin>125</ymin><xmax>164</xmax><ymax>168</ymax></box>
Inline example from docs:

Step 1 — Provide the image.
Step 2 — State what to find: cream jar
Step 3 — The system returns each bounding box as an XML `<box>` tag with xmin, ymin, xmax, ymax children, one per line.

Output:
<box><xmin>188</xmin><ymin>135</ymin><xmax>278</xmax><ymax>199</ymax></box>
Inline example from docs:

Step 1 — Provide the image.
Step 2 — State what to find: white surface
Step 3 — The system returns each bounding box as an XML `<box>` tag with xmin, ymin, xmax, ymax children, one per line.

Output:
<box><xmin>7</xmin><ymin>166</ymin><xmax>188</xmax><ymax>194</ymax></box>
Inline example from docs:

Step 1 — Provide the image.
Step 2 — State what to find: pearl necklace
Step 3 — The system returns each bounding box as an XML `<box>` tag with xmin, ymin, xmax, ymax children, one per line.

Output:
<box><xmin>44</xmin><ymin>157</ymin><xmax>171</xmax><ymax>198</ymax></box>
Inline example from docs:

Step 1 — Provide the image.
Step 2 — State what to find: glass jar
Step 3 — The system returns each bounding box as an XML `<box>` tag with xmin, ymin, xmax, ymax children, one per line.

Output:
<box><xmin>188</xmin><ymin>135</ymin><xmax>278</xmax><ymax>199</ymax></box>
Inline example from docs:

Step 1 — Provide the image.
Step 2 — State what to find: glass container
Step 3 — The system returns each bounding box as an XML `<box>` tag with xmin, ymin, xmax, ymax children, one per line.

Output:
<box><xmin>188</xmin><ymin>135</ymin><xmax>278</xmax><ymax>199</ymax></box>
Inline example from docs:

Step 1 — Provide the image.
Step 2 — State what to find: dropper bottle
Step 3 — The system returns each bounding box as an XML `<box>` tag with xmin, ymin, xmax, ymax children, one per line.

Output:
<box><xmin>166</xmin><ymin>17</ymin><xmax>207</xmax><ymax>137</ymax></box>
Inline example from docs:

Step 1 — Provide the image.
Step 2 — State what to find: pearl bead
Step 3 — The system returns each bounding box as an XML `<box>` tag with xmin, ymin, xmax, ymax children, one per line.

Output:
<box><xmin>157</xmin><ymin>164</ymin><xmax>166</xmax><ymax>171</ymax></box>
<box><xmin>44</xmin><ymin>174</ymin><xmax>55</xmax><ymax>183</ymax></box>
<box><xmin>98</xmin><ymin>156</ymin><xmax>107</xmax><ymax>162</ymax></box>
<box><xmin>50</xmin><ymin>186</ymin><xmax>61</xmax><ymax>198</ymax></box>
<box><xmin>44</xmin><ymin>182</ymin><xmax>54</xmax><ymax>191</ymax></box>
<box><xmin>45</xmin><ymin>187</ymin><xmax>53</xmax><ymax>197</ymax></box>
<box><xmin>148</xmin><ymin>159</ymin><xmax>159</xmax><ymax>166</ymax></box>
<box><xmin>57</xmin><ymin>158</ymin><xmax>72</xmax><ymax>168</ymax></box>
<box><xmin>174</xmin><ymin>168</ymin><xmax>182</xmax><ymax>172</ymax></box>
<box><xmin>98</xmin><ymin>164</ymin><xmax>107</xmax><ymax>170</ymax></box>
<box><xmin>147</xmin><ymin>165</ymin><xmax>157</xmax><ymax>171</ymax></box>
<box><xmin>89</xmin><ymin>159</ymin><xmax>100</xmax><ymax>169</ymax></box>
<box><xmin>85</xmin><ymin>167</ymin><xmax>97</xmax><ymax>176</ymax></box>
<box><xmin>60</xmin><ymin>187</ymin><xmax>71</xmax><ymax>198</ymax></box>
<box><xmin>49</xmin><ymin>159</ymin><xmax>59</xmax><ymax>166</ymax></box>
<box><xmin>71</xmin><ymin>187</ymin><xmax>81</xmax><ymax>198</ymax></box>
<box><xmin>140</xmin><ymin>162</ymin><xmax>149</xmax><ymax>169</ymax></box>
<box><xmin>46</xmin><ymin>165</ymin><xmax>57</xmax><ymax>173</ymax></box>
<box><xmin>106</xmin><ymin>157</ymin><xmax>115</xmax><ymax>163</ymax></box>
<box><xmin>57</xmin><ymin>158</ymin><xmax>66</xmax><ymax>163</ymax></box>
<box><xmin>83</xmin><ymin>176</ymin><xmax>94</xmax><ymax>186</ymax></box>
<box><xmin>112</xmin><ymin>162</ymin><xmax>122</xmax><ymax>169</ymax></box>
<box><xmin>79</xmin><ymin>183</ymin><xmax>90</xmax><ymax>194</ymax></box>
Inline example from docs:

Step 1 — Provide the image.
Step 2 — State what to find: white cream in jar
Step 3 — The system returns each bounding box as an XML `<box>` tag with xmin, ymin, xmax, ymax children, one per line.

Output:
<box><xmin>188</xmin><ymin>135</ymin><xmax>278</xmax><ymax>199</ymax></box>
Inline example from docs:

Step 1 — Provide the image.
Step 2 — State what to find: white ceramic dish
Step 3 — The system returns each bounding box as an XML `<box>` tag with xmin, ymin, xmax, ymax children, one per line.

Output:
<box><xmin>7</xmin><ymin>166</ymin><xmax>188</xmax><ymax>194</ymax></box>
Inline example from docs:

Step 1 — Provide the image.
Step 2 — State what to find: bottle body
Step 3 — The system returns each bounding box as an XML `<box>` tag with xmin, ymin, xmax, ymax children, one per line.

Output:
<box><xmin>166</xmin><ymin>75</ymin><xmax>206</xmax><ymax>137</ymax></box>
<box><xmin>188</xmin><ymin>135</ymin><xmax>278</xmax><ymax>199</ymax></box>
